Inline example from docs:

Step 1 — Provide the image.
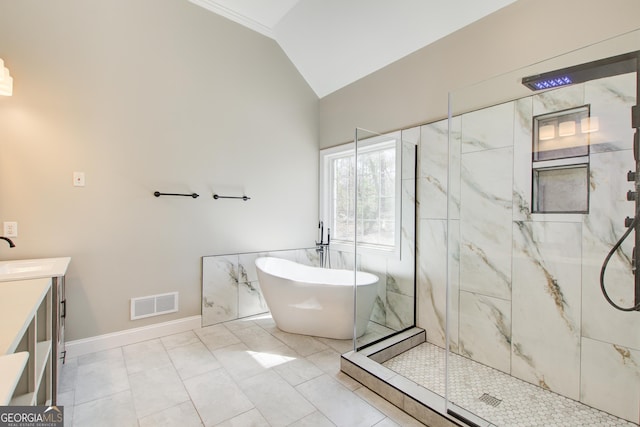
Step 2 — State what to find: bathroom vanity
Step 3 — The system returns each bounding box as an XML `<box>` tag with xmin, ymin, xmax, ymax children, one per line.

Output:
<box><xmin>0</xmin><ymin>257</ymin><xmax>70</xmax><ymax>405</ymax></box>
<box><xmin>0</xmin><ymin>278</ymin><xmax>53</xmax><ymax>405</ymax></box>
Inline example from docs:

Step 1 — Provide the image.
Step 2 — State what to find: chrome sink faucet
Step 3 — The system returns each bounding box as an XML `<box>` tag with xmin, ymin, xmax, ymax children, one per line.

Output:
<box><xmin>0</xmin><ymin>236</ymin><xmax>15</xmax><ymax>248</ymax></box>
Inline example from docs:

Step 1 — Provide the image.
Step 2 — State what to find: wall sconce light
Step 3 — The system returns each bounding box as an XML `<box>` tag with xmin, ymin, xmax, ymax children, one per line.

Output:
<box><xmin>539</xmin><ymin>124</ymin><xmax>556</xmax><ymax>140</ymax></box>
<box><xmin>0</xmin><ymin>58</ymin><xmax>14</xmax><ymax>96</ymax></box>
<box><xmin>580</xmin><ymin>116</ymin><xmax>599</xmax><ymax>133</ymax></box>
<box><xmin>558</xmin><ymin>120</ymin><xmax>576</xmax><ymax>137</ymax></box>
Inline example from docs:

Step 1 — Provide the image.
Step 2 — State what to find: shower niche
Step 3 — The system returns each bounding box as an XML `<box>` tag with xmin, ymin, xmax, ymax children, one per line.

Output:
<box><xmin>532</xmin><ymin>106</ymin><xmax>591</xmax><ymax>213</ymax></box>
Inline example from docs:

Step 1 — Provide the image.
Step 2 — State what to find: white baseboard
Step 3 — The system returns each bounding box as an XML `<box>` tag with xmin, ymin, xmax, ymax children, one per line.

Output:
<box><xmin>65</xmin><ymin>315</ymin><xmax>202</xmax><ymax>359</ymax></box>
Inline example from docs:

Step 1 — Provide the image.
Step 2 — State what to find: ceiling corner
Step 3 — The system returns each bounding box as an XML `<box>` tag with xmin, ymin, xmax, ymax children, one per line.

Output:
<box><xmin>188</xmin><ymin>0</ymin><xmax>276</xmax><ymax>39</ymax></box>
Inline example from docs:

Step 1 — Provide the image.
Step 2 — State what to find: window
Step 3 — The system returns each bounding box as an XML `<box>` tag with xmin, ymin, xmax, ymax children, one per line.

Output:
<box><xmin>320</xmin><ymin>132</ymin><xmax>401</xmax><ymax>255</ymax></box>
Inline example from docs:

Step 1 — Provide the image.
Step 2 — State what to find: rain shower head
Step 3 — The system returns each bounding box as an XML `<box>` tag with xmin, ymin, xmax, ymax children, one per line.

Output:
<box><xmin>522</xmin><ymin>50</ymin><xmax>639</xmax><ymax>91</ymax></box>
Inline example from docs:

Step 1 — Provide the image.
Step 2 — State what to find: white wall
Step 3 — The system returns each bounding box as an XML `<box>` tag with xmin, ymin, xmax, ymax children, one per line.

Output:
<box><xmin>0</xmin><ymin>0</ymin><xmax>319</xmax><ymax>340</ymax></box>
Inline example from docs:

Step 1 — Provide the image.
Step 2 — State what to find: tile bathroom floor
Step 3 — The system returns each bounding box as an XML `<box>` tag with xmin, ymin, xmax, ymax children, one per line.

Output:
<box><xmin>58</xmin><ymin>314</ymin><xmax>425</xmax><ymax>427</ymax></box>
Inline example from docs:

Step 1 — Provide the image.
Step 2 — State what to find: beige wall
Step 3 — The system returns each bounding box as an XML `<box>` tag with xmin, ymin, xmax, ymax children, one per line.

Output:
<box><xmin>0</xmin><ymin>0</ymin><xmax>319</xmax><ymax>340</ymax></box>
<box><xmin>319</xmin><ymin>0</ymin><xmax>640</xmax><ymax>147</ymax></box>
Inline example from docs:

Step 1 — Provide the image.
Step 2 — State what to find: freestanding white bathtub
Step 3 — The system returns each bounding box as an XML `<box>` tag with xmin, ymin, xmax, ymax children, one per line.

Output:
<box><xmin>255</xmin><ymin>257</ymin><xmax>379</xmax><ymax>340</ymax></box>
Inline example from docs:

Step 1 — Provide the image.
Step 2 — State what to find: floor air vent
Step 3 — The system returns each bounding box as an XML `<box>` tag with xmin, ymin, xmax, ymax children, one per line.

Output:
<box><xmin>131</xmin><ymin>292</ymin><xmax>179</xmax><ymax>320</ymax></box>
<box><xmin>479</xmin><ymin>393</ymin><xmax>502</xmax><ymax>407</ymax></box>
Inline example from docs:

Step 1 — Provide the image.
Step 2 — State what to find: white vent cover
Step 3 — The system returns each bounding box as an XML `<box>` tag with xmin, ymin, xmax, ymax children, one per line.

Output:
<box><xmin>131</xmin><ymin>292</ymin><xmax>179</xmax><ymax>320</ymax></box>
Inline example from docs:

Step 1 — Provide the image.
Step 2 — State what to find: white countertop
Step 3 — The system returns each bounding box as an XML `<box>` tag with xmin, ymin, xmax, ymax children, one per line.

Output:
<box><xmin>0</xmin><ymin>257</ymin><xmax>70</xmax><ymax>282</ymax></box>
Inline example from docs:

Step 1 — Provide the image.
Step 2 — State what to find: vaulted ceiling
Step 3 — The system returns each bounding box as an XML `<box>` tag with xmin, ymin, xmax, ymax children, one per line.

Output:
<box><xmin>189</xmin><ymin>0</ymin><xmax>518</xmax><ymax>98</ymax></box>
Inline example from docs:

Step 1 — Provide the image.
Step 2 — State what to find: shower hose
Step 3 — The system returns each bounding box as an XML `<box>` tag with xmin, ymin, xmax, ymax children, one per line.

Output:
<box><xmin>600</xmin><ymin>207</ymin><xmax>640</xmax><ymax>311</ymax></box>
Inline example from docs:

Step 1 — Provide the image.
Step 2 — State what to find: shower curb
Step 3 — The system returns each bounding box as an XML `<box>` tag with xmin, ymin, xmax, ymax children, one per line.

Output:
<box><xmin>341</xmin><ymin>328</ymin><xmax>467</xmax><ymax>427</ymax></box>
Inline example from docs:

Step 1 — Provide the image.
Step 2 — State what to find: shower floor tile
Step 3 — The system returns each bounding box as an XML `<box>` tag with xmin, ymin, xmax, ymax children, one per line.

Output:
<box><xmin>383</xmin><ymin>342</ymin><xmax>637</xmax><ymax>427</ymax></box>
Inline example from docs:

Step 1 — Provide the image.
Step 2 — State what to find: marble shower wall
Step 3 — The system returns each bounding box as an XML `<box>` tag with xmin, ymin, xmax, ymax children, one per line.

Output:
<box><xmin>417</xmin><ymin>72</ymin><xmax>640</xmax><ymax>423</ymax></box>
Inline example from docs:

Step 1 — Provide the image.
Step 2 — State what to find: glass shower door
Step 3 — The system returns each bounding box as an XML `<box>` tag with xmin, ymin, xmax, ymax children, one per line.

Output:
<box><xmin>445</xmin><ymin>30</ymin><xmax>640</xmax><ymax>426</ymax></box>
<box><xmin>352</xmin><ymin>127</ymin><xmax>417</xmax><ymax>351</ymax></box>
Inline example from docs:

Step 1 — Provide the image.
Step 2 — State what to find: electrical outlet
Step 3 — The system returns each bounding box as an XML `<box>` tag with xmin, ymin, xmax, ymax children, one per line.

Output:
<box><xmin>73</xmin><ymin>172</ymin><xmax>85</xmax><ymax>187</ymax></box>
<box><xmin>3</xmin><ymin>221</ymin><xmax>17</xmax><ymax>237</ymax></box>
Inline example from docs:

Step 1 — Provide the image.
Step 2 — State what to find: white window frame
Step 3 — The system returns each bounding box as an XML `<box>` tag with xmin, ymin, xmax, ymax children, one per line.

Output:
<box><xmin>319</xmin><ymin>131</ymin><xmax>402</xmax><ymax>258</ymax></box>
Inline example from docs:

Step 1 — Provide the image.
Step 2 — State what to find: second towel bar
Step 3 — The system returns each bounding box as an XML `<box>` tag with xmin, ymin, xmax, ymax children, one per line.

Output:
<box><xmin>213</xmin><ymin>194</ymin><xmax>251</xmax><ymax>201</ymax></box>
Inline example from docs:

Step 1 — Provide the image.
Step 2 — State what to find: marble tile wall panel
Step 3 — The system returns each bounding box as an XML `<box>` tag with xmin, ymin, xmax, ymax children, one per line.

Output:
<box><xmin>295</xmin><ymin>248</ymin><xmax>321</xmax><ymax>266</ymax></box>
<box><xmin>417</xmin><ymin>219</ymin><xmax>459</xmax><ymax>350</ymax></box>
<box><xmin>238</xmin><ymin>252</ymin><xmax>262</xmax><ymax>284</ymax></box>
<box><xmin>584</xmin><ymin>72</ymin><xmax>636</xmax><ymax>153</ymax></box>
<box><xmin>449</xmin><ymin>117</ymin><xmax>462</xmax><ymax>220</ymax></box>
<box><xmin>360</xmin><ymin>254</ymin><xmax>389</xmax><ymax>326</ymax></box>
<box><xmin>419</xmin><ymin>117</ymin><xmax>461</xmax><ymax>220</ymax></box>
<box><xmin>327</xmin><ymin>250</ymin><xmax>359</xmax><ymax>270</ymax></box>
<box><xmin>458</xmin><ymin>291</ymin><xmax>511</xmax><ymax>373</ymax></box>
<box><xmin>532</xmin><ymin>84</ymin><xmax>585</xmax><ymax>116</ymax></box>
<box><xmin>386</xmin><ymin>175</ymin><xmax>417</xmax><ymax>330</ymax></box>
<box><xmin>511</xmin><ymin>221</ymin><xmax>582</xmax><ymax>400</ymax></box>
<box><xmin>238</xmin><ymin>280</ymin><xmax>268</xmax><ymax>318</ymax></box>
<box><xmin>204</xmin><ymin>248</ymin><xmax>316</xmax><ymax>327</ymax></box>
<box><xmin>419</xmin><ymin>120</ymin><xmax>448</xmax><ymax>220</ymax></box>
<box><xmin>461</xmin><ymin>102</ymin><xmax>515</xmax><ymax>153</ymax></box>
<box><xmin>459</xmin><ymin>147</ymin><xmax>513</xmax><ymax>300</ymax></box>
<box><xmin>512</xmin><ymin>97</ymin><xmax>534</xmax><ymax>222</ymax></box>
<box><xmin>385</xmin><ymin>291</ymin><xmax>414</xmax><ymax>331</ymax></box>
<box><xmin>386</xmin><ymin>254</ymin><xmax>414</xmax><ymax>298</ymax></box>
<box><xmin>580</xmin><ymin>337</ymin><xmax>640</xmax><ymax>423</ymax></box>
<box><xmin>581</xmin><ymin>149</ymin><xmax>639</xmax><ymax>351</ymax></box>
<box><xmin>202</xmin><ymin>255</ymin><xmax>239</xmax><ymax>326</ymax></box>
<box><xmin>391</xmin><ymin>177</ymin><xmax>416</xmax><ymax>298</ymax></box>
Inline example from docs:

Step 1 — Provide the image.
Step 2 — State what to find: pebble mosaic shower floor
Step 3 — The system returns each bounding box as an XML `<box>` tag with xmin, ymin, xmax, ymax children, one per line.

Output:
<box><xmin>382</xmin><ymin>342</ymin><xmax>637</xmax><ymax>427</ymax></box>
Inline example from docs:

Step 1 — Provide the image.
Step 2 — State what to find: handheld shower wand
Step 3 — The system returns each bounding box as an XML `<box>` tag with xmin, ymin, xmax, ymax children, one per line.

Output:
<box><xmin>600</xmin><ymin>52</ymin><xmax>640</xmax><ymax>312</ymax></box>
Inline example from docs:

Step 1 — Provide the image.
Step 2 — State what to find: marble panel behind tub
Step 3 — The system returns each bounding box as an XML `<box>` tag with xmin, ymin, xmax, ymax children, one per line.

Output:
<box><xmin>580</xmin><ymin>337</ymin><xmax>640</xmax><ymax>424</ymax></box>
<box><xmin>202</xmin><ymin>255</ymin><xmax>239</xmax><ymax>326</ymax></box>
<box><xmin>581</xmin><ymin>149</ymin><xmax>640</xmax><ymax>351</ymax></box>
<box><xmin>585</xmin><ymin>72</ymin><xmax>636</xmax><ymax>153</ymax></box>
<box><xmin>327</xmin><ymin>250</ymin><xmax>359</xmax><ymax>270</ymax></box>
<box><xmin>459</xmin><ymin>147</ymin><xmax>513</xmax><ymax>300</ymax></box>
<box><xmin>238</xmin><ymin>280</ymin><xmax>268</xmax><ymax>318</ymax></box>
<box><xmin>511</xmin><ymin>220</ymin><xmax>582</xmax><ymax>400</ymax></box>
<box><xmin>458</xmin><ymin>291</ymin><xmax>511</xmax><ymax>374</ymax></box>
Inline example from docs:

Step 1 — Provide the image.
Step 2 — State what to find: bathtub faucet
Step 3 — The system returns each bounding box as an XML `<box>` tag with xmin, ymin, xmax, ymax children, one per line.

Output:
<box><xmin>316</xmin><ymin>221</ymin><xmax>330</xmax><ymax>268</ymax></box>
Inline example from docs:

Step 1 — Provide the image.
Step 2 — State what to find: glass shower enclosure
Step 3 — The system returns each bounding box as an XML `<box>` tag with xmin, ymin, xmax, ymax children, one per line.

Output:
<box><xmin>350</xmin><ymin>127</ymin><xmax>418</xmax><ymax>351</ymax></box>
<box><xmin>444</xmin><ymin>30</ymin><xmax>640</xmax><ymax>426</ymax></box>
